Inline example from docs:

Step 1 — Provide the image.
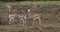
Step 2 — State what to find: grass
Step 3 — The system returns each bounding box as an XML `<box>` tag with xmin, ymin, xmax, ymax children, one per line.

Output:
<box><xmin>36</xmin><ymin>1</ymin><xmax>60</xmax><ymax>5</ymax></box>
<box><xmin>0</xmin><ymin>1</ymin><xmax>60</xmax><ymax>5</ymax></box>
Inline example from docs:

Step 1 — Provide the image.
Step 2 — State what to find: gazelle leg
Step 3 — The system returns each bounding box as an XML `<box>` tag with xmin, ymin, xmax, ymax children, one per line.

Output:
<box><xmin>33</xmin><ymin>18</ymin><xmax>35</xmax><ymax>26</ymax></box>
<box><xmin>38</xmin><ymin>18</ymin><xmax>41</xmax><ymax>25</ymax></box>
<box><xmin>12</xmin><ymin>18</ymin><xmax>14</xmax><ymax>24</ymax></box>
<box><xmin>19</xmin><ymin>19</ymin><xmax>22</xmax><ymax>26</ymax></box>
<box><xmin>24</xmin><ymin>19</ymin><xmax>26</xmax><ymax>26</ymax></box>
<box><xmin>22</xmin><ymin>19</ymin><xmax>25</xmax><ymax>26</ymax></box>
<box><xmin>19</xmin><ymin>18</ymin><xmax>25</xmax><ymax>26</ymax></box>
<box><xmin>9</xmin><ymin>18</ymin><xmax>12</xmax><ymax>24</ymax></box>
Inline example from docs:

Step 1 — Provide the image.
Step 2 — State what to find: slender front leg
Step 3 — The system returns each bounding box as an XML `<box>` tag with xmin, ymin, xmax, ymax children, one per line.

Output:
<box><xmin>33</xmin><ymin>18</ymin><xmax>35</xmax><ymax>26</ymax></box>
<box><xmin>24</xmin><ymin>19</ymin><xmax>26</xmax><ymax>27</ymax></box>
<box><xmin>12</xmin><ymin>18</ymin><xmax>14</xmax><ymax>24</ymax></box>
<box><xmin>9</xmin><ymin>18</ymin><xmax>12</xmax><ymax>24</ymax></box>
<box><xmin>38</xmin><ymin>18</ymin><xmax>41</xmax><ymax>25</ymax></box>
<box><xmin>23</xmin><ymin>20</ymin><xmax>25</xmax><ymax>26</ymax></box>
<box><xmin>19</xmin><ymin>18</ymin><xmax>22</xmax><ymax>26</ymax></box>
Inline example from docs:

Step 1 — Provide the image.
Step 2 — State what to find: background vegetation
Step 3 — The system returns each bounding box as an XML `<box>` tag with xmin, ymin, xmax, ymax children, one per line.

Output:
<box><xmin>0</xmin><ymin>0</ymin><xmax>60</xmax><ymax>2</ymax></box>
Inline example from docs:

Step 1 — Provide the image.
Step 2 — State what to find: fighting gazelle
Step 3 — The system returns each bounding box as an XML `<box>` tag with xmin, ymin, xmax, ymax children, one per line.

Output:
<box><xmin>8</xmin><ymin>9</ymin><xmax>16</xmax><ymax>25</ymax></box>
<box><xmin>27</xmin><ymin>9</ymin><xmax>41</xmax><ymax>26</ymax></box>
<box><xmin>6</xmin><ymin>4</ymin><xmax>15</xmax><ymax>25</ymax></box>
<box><xmin>8</xmin><ymin>13</ymin><xmax>16</xmax><ymax>24</ymax></box>
<box><xmin>5</xmin><ymin>4</ymin><xmax>11</xmax><ymax>12</ymax></box>
<box><xmin>18</xmin><ymin>14</ymin><xmax>27</xmax><ymax>26</ymax></box>
<box><xmin>28</xmin><ymin>13</ymin><xmax>41</xmax><ymax>26</ymax></box>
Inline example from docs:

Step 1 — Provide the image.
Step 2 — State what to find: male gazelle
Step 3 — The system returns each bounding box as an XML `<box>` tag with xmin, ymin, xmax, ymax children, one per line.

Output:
<box><xmin>27</xmin><ymin>9</ymin><xmax>41</xmax><ymax>26</ymax></box>
<box><xmin>9</xmin><ymin>13</ymin><xmax>15</xmax><ymax>24</ymax></box>
<box><xmin>18</xmin><ymin>14</ymin><xmax>27</xmax><ymax>26</ymax></box>
<box><xmin>28</xmin><ymin>13</ymin><xmax>41</xmax><ymax>26</ymax></box>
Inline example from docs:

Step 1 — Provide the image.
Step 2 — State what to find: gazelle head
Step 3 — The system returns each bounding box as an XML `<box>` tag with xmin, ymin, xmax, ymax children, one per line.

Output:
<box><xmin>27</xmin><ymin>9</ymin><xmax>31</xmax><ymax>12</ymax></box>
<box><xmin>6</xmin><ymin>4</ymin><xmax>11</xmax><ymax>9</ymax></box>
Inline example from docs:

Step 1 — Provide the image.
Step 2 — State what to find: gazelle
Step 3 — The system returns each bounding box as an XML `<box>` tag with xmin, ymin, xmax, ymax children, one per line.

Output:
<box><xmin>27</xmin><ymin>9</ymin><xmax>41</xmax><ymax>26</ymax></box>
<box><xmin>27</xmin><ymin>9</ymin><xmax>31</xmax><ymax>17</ymax></box>
<box><xmin>5</xmin><ymin>4</ymin><xmax>11</xmax><ymax>12</ymax></box>
<box><xmin>18</xmin><ymin>14</ymin><xmax>27</xmax><ymax>26</ymax></box>
<box><xmin>8</xmin><ymin>13</ymin><xmax>16</xmax><ymax>24</ymax></box>
<box><xmin>29</xmin><ymin>13</ymin><xmax>41</xmax><ymax>26</ymax></box>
